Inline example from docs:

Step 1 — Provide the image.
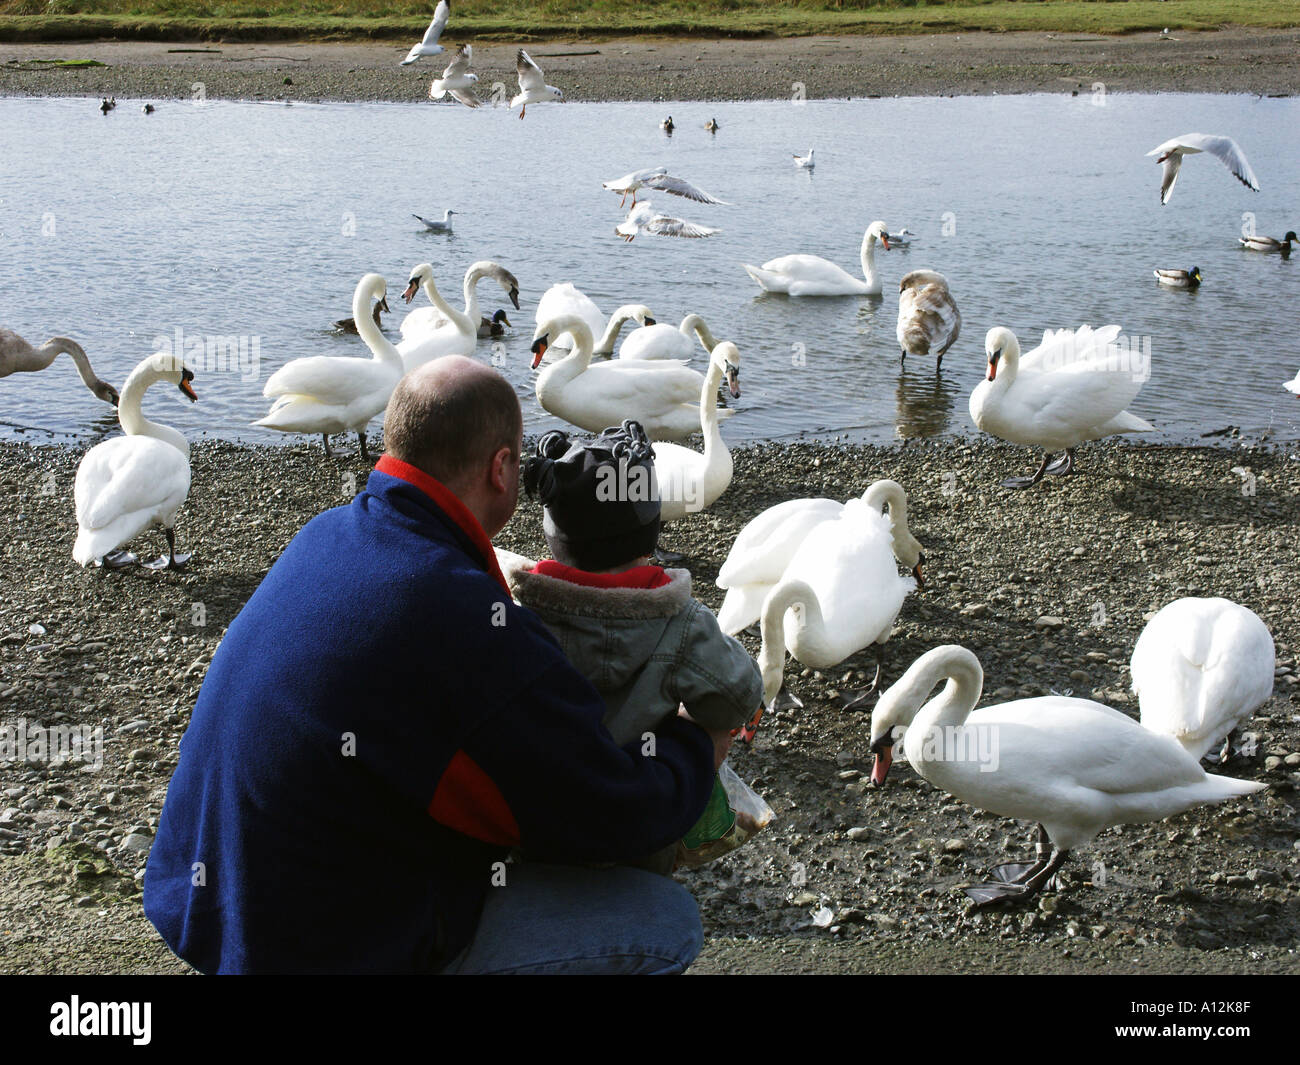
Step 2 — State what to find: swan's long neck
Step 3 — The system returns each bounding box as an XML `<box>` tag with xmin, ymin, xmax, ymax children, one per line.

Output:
<box><xmin>119</xmin><ymin>363</ymin><xmax>188</xmax><ymax>458</ymax></box>
<box><xmin>356</xmin><ymin>287</ymin><xmax>403</xmax><ymax>371</ymax></box>
<box><xmin>32</xmin><ymin>338</ymin><xmax>105</xmax><ymax>390</ymax></box>
<box><xmin>908</xmin><ymin>649</ymin><xmax>984</xmax><ymax>736</ymax></box>
<box><xmin>593</xmin><ymin>308</ymin><xmax>637</xmax><ymax>355</ymax></box>
<box><xmin>862</xmin><ymin>479</ymin><xmax>921</xmax><ymax>566</ymax></box>
<box><xmin>423</xmin><ymin>273</ymin><xmax>474</xmax><ymax>337</ymax></box>
<box><xmin>990</xmin><ymin>336</ymin><xmax>1021</xmax><ymax>395</ymax></box>
<box><xmin>698</xmin><ymin>353</ymin><xmax>727</xmax><ymax>457</ymax></box>
<box><xmin>545</xmin><ymin>317</ymin><xmax>596</xmax><ymax>384</ymax></box>
<box><xmin>758</xmin><ymin>580</ymin><xmax>829</xmax><ymax>706</ymax></box>
<box><xmin>681</xmin><ymin>314</ymin><xmax>719</xmax><ymax>354</ymax></box>
<box><xmin>859</xmin><ymin>231</ymin><xmax>881</xmax><ymax>289</ymax></box>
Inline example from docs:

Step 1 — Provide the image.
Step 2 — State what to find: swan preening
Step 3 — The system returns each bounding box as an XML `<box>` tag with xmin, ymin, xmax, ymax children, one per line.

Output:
<box><xmin>651</xmin><ymin>341</ymin><xmax>741</xmax><ymax>524</ymax></box>
<box><xmin>869</xmin><ymin>645</ymin><xmax>1266</xmax><ymax>906</ymax></box>
<box><xmin>1147</xmin><ymin>133</ymin><xmax>1259</xmax><ymax>205</ymax></box>
<box><xmin>896</xmin><ymin>270</ymin><xmax>961</xmax><ymax>369</ymax></box>
<box><xmin>619</xmin><ymin>313</ymin><xmax>719</xmax><ymax>361</ymax></box>
<box><xmin>716</xmin><ymin>481</ymin><xmax>923</xmax><ymax>734</ymax></box>
<box><xmin>401</xmin><ymin>0</ymin><xmax>450</xmax><ymax>65</ymax></box>
<box><xmin>256</xmin><ymin>273</ymin><xmax>402</xmax><ymax>461</ymax></box>
<box><xmin>969</xmin><ymin>325</ymin><xmax>1154</xmax><ymax>488</ymax></box>
<box><xmin>1131</xmin><ymin>598</ymin><xmax>1275</xmax><ymax>763</ymax></box>
<box><xmin>1153</xmin><ymin>266</ymin><xmax>1201</xmax><ymax>288</ymax></box>
<box><xmin>743</xmin><ymin>220</ymin><xmax>890</xmax><ymax>296</ymax></box>
<box><xmin>1</xmin><ymin>330</ymin><xmax>119</xmax><ymax>406</ymax></box>
<box><xmin>512</xmin><ymin>50</ymin><xmax>563</xmax><ymax>119</ymax></box>
<box><xmin>530</xmin><ymin>314</ymin><xmax>734</xmax><ymax>441</ymax></box>
<box><xmin>73</xmin><ymin>353</ymin><xmax>196</xmax><ymax>570</ymax></box>
<box><xmin>398</xmin><ymin>260</ymin><xmax>520</xmax><ymax>367</ymax></box>
<box><xmin>1240</xmin><ymin>230</ymin><xmax>1296</xmax><ymax>254</ymax></box>
<box><xmin>429</xmin><ymin>45</ymin><xmax>479</xmax><ymax>107</ymax></box>
<box><xmin>601</xmin><ymin>168</ymin><xmax>730</xmax><ymax>208</ymax></box>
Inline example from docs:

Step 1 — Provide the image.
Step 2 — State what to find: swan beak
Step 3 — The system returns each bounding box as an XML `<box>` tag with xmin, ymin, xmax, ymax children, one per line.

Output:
<box><xmin>727</xmin><ymin>368</ymin><xmax>741</xmax><ymax>398</ymax></box>
<box><xmin>643</xmin><ymin>316</ymin><xmax>657</xmax><ymax>327</ymax></box>
<box><xmin>870</xmin><ymin>745</ymin><xmax>893</xmax><ymax>786</ymax></box>
<box><xmin>403</xmin><ymin>279</ymin><xmax>419</xmax><ymax>304</ymax></box>
<box><xmin>508</xmin><ymin>287</ymin><xmax>521</xmax><ymax>311</ymax></box>
<box><xmin>530</xmin><ymin>335</ymin><xmax>549</xmax><ymax>369</ymax></box>
<box><xmin>912</xmin><ymin>561</ymin><xmax>925</xmax><ymax>590</ymax></box>
<box><xmin>986</xmin><ymin>352</ymin><xmax>1000</xmax><ymax>382</ymax></box>
<box><xmin>881</xmin><ymin>236</ymin><xmax>891</xmax><ymax>251</ymax></box>
<box><xmin>179</xmin><ymin>376</ymin><xmax>197</xmax><ymax>402</ymax></box>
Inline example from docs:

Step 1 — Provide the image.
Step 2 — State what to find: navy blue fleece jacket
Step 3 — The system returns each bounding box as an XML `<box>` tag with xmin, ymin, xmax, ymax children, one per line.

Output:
<box><xmin>143</xmin><ymin>456</ymin><xmax>715</xmax><ymax>974</ymax></box>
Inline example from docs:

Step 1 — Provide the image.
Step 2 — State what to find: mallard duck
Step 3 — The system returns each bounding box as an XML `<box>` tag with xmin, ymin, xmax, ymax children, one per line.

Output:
<box><xmin>478</xmin><ymin>309</ymin><xmax>511</xmax><ymax>338</ymax></box>
<box><xmin>334</xmin><ymin>296</ymin><xmax>389</xmax><ymax>335</ymax></box>
<box><xmin>705</xmin><ymin>117</ymin><xmax>720</xmax><ymax>133</ymax></box>
<box><xmin>661</xmin><ymin>115</ymin><xmax>675</xmax><ymax>133</ymax></box>
<box><xmin>1239</xmin><ymin>230</ymin><xmax>1296</xmax><ymax>253</ymax></box>
<box><xmin>1153</xmin><ymin>266</ymin><xmax>1202</xmax><ymax>288</ymax></box>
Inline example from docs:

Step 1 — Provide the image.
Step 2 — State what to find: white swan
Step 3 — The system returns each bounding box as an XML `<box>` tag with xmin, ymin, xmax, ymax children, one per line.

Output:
<box><xmin>896</xmin><ymin>270</ymin><xmax>961</xmax><ymax>370</ymax></box>
<box><xmin>969</xmin><ymin>325</ymin><xmax>1154</xmax><ymax>488</ymax></box>
<box><xmin>0</xmin><ymin>330</ymin><xmax>119</xmax><ymax>405</ymax></box>
<box><xmin>73</xmin><ymin>352</ymin><xmax>196</xmax><ymax>570</ymax></box>
<box><xmin>533</xmin><ymin>283</ymin><xmax>653</xmax><ymax>356</ymax></box>
<box><xmin>716</xmin><ymin>479</ymin><xmax>923</xmax><ymax>637</ymax></box>
<box><xmin>619</xmin><ymin>313</ymin><xmax>718</xmax><ymax>361</ymax></box>
<box><xmin>256</xmin><ymin>273</ymin><xmax>403</xmax><ymax>461</ymax></box>
<box><xmin>531</xmin><ymin>314</ymin><xmax>731</xmax><ymax>441</ymax></box>
<box><xmin>1147</xmin><ymin>133</ymin><xmax>1259</xmax><ymax>205</ymax></box>
<box><xmin>868</xmin><ymin>645</ymin><xmax>1266</xmax><ymax>905</ymax></box>
<box><xmin>1131</xmin><ymin>598</ymin><xmax>1275</xmax><ymax>762</ymax></box>
<box><xmin>398</xmin><ymin>260</ymin><xmax>520</xmax><ymax>361</ymax></box>
<box><xmin>742</xmin><ymin>220</ymin><xmax>890</xmax><ymax>296</ymax></box>
<box><xmin>752</xmin><ymin>482</ymin><xmax>923</xmax><ymax>720</ymax></box>
<box><xmin>652</xmin><ymin>341</ymin><xmax>741</xmax><ymax>523</ymax></box>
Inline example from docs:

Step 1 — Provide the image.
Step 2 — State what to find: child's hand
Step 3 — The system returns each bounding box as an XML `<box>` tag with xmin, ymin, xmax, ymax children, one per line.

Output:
<box><xmin>677</xmin><ymin>707</ymin><xmax>735</xmax><ymax>770</ymax></box>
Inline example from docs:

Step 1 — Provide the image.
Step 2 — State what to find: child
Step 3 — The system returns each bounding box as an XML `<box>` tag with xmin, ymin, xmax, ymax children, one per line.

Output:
<box><xmin>503</xmin><ymin>420</ymin><xmax>765</xmax><ymax>873</ymax></box>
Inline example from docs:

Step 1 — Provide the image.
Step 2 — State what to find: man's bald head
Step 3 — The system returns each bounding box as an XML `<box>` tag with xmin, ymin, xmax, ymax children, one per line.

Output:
<box><xmin>385</xmin><ymin>357</ymin><xmax>522</xmax><ymax>489</ymax></box>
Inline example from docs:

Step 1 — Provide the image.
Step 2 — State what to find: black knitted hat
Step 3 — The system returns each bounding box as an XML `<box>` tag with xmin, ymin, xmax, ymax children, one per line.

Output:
<box><xmin>522</xmin><ymin>420</ymin><xmax>662</xmax><ymax>571</ymax></box>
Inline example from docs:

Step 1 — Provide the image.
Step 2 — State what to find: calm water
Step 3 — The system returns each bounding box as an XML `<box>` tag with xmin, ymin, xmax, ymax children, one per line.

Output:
<box><xmin>2</xmin><ymin>92</ymin><xmax>1298</xmax><ymax>448</ymax></box>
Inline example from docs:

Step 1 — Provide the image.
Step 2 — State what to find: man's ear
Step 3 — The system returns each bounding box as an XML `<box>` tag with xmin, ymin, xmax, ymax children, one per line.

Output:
<box><xmin>488</xmin><ymin>446</ymin><xmax>513</xmax><ymax>494</ymax></box>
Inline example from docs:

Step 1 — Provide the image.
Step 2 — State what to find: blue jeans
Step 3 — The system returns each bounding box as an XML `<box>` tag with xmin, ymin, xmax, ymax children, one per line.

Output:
<box><xmin>439</xmin><ymin>863</ymin><xmax>703</xmax><ymax>974</ymax></box>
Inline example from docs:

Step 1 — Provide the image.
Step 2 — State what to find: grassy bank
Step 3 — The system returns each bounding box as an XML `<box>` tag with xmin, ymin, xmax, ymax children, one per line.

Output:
<box><xmin>1</xmin><ymin>0</ymin><xmax>1298</xmax><ymax>44</ymax></box>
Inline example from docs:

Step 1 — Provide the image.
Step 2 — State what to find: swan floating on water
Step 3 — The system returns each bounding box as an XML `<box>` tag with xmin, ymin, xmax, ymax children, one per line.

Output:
<box><xmin>896</xmin><ymin>270</ymin><xmax>961</xmax><ymax>370</ymax></box>
<box><xmin>401</xmin><ymin>0</ymin><xmax>450</xmax><ymax>65</ymax></box>
<box><xmin>969</xmin><ymin>325</ymin><xmax>1154</xmax><ymax>489</ymax></box>
<box><xmin>1131</xmin><ymin>597</ymin><xmax>1275</xmax><ymax>763</ymax></box>
<box><xmin>74</xmin><ymin>353</ymin><xmax>196</xmax><ymax>570</ymax></box>
<box><xmin>0</xmin><ymin>329</ymin><xmax>119</xmax><ymax>406</ymax></box>
<box><xmin>743</xmin><ymin>220</ymin><xmax>890</xmax><ymax>296</ymax></box>
<box><xmin>534</xmin><ymin>283</ymin><xmax>653</xmax><ymax>356</ymax></box>
<box><xmin>619</xmin><ymin>313</ymin><xmax>719</xmax><ymax>361</ymax></box>
<box><xmin>869</xmin><ymin>645</ymin><xmax>1266</xmax><ymax>906</ymax></box>
<box><xmin>1147</xmin><ymin>133</ymin><xmax>1259</xmax><ymax>205</ymax></box>
<box><xmin>257</xmin><ymin>273</ymin><xmax>403</xmax><ymax>461</ymax></box>
<box><xmin>398</xmin><ymin>260</ymin><xmax>520</xmax><ymax>363</ymax></box>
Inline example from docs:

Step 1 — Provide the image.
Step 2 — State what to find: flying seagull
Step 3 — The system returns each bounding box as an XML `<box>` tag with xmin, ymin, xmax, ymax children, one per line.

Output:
<box><xmin>429</xmin><ymin>44</ymin><xmax>480</xmax><ymax>107</ymax></box>
<box><xmin>601</xmin><ymin>167</ymin><xmax>730</xmax><ymax>208</ymax></box>
<box><xmin>511</xmin><ymin>50</ymin><xmax>563</xmax><ymax>119</ymax></box>
<box><xmin>616</xmin><ymin>202</ymin><xmax>720</xmax><ymax>242</ymax></box>
<box><xmin>1147</xmin><ymin>133</ymin><xmax>1259</xmax><ymax>205</ymax></box>
<box><xmin>401</xmin><ymin>0</ymin><xmax>451</xmax><ymax>66</ymax></box>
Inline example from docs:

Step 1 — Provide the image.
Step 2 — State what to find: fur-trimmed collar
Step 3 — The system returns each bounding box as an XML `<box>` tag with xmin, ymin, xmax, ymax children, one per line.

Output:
<box><xmin>499</xmin><ymin>550</ymin><xmax>693</xmax><ymax>620</ymax></box>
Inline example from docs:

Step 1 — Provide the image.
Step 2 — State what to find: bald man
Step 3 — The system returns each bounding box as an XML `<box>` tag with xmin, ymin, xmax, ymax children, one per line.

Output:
<box><xmin>145</xmin><ymin>358</ymin><xmax>726</xmax><ymax>974</ymax></box>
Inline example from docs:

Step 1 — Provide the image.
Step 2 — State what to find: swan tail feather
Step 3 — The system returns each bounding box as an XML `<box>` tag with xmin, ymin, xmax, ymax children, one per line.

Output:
<box><xmin>742</xmin><ymin>264</ymin><xmax>786</xmax><ymax>293</ymax></box>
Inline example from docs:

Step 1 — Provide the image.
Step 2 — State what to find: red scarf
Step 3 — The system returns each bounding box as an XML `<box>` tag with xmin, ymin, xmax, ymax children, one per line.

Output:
<box><xmin>533</xmin><ymin>559</ymin><xmax>670</xmax><ymax>590</ymax></box>
<box><xmin>376</xmin><ymin>455</ymin><xmax>510</xmax><ymax>595</ymax></box>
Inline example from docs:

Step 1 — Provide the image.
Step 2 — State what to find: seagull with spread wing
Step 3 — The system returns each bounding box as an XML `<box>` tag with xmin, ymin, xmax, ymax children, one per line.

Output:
<box><xmin>601</xmin><ymin>167</ymin><xmax>730</xmax><ymax>208</ymax></box>
<box><xmin>401</xmin><ymin>0</ymin><xmax>451</xmax><ymax>66</ymax></box>
<box><xmin>1147</xmin><ymin>133</ymin><xmax>1260</xmax><ymax>205</ymax></box>
<box><xmin>615</xmin><ymin>202</ymin><xmax>720</xmax><ymax>242</ymax></box>
<box><xmin>429</xmin><ymin>44</ymin><xmax>479</xmax><ymax>106</ymax></box>
<box><xmin>511</xmin><ymin>50</ymin><xmax>563</xmax><ymax>119</ymax></box>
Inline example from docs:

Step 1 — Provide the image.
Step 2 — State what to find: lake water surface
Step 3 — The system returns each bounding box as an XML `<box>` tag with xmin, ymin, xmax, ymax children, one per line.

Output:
<box><xmin>2</xmin><ymin>92</ymin><xmax>1298</xmax><ymax>449</ymax></box>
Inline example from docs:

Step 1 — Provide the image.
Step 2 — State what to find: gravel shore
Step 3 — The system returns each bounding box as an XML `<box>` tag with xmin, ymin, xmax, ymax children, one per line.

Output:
<box><xmin>1</xmin><ymin>434</ymin><xmax>1297</xmax><ymax>975</ymax></box>
<box><xmin>3</xmin><ymin>27</ymin><xmax>1300</xmax><ymax>104</ymax></box>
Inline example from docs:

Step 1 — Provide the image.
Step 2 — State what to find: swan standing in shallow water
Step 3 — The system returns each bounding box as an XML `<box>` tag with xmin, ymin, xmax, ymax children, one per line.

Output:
<box><xmin>969</xmin><ymin>325</ymin><xmax>1154</xmax><ymax>489</ymax></box>
<box><xmin>398</xmin><ymin>260</ymin><xmax>520</xmax><ymax>363</ymax></box>
<box><xmin>530</xmin><ymin>314</ymin><xmax>730</xmax><ymax>441</ymax></box>
<box><xmin>74</xmin><ymin>353</ymin><xmax>196</xmax><ymax>570</ymax></box>
<box><xmin>619</xmin><ymin>313</ymin><xmax>719</xmax><ymax>361</ymax></box>
<box><xmin>896</xmin><ymin>270</ymin><xmax>961</xmax><ymax>370</ymax></box>
<box><xmin>743</xmin><ymin>220</ymin><xmax>890</xmax><ymax>296</ymax></box>
<box><xmin>869</xmin><ymin>645</ymin><xmax>1265</xmax><ymax>906</ymax></box>
<box><xmin>257</xmin><ymin>273</ymin><xmax>403</xmax><ymax>461</ymax></box>
<box><xmin>1</xmin><ymin>330</ymin><xmax>119</xmax><ymax>406</ymax></box>
<box><xmin>1147</xmin><ymin>133</ymin><xmax>1259</xmax><ymax>204</ymax></box>
<box><xmin>748</xmin><ymin>481</ymin><xmax>923</xmax><ymax>731</ymax></box>
<box><xmin>1131</xmin><ymin>598</ymin><xmax>1275</xmax><ymax>763</ymax></box>
<box><xmin>651</xmin><ymin>341</ymin><xmax>741</xmax><ymax>525</ymax></box>
<box><xmin>1153</xmin><ymin>266</ymin><xmax>1201</xmax><ymax>288</ymax></box>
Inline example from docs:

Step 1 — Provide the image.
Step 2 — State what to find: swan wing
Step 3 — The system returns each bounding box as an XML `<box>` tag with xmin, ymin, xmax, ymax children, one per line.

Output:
<box><xmin>643</xmin><ymin>173</ymin><xmax>731</xmax><ymax>205</ymax></box>
<box><xmin>897</xmin><ymin>280</ymin><xmax>960</xmax><ymax>355</ymax></box>
<box><xmin>263</xmin><ymin>356</ymin><xmax>400</xmax><ymax>406</ymax></box>
<box><xmin>76</xmin><ymin>437</ymin><xmax>190</xmax><ymax>533</ymax></box>
<box><xmin>717</xmin><ymin>497</ymin><xmax>843</xmax><ymax>588</ymax></box>
<box><xmin>399</xmin><ymin>306</ymin><xmax>446</xmax><ymax>339</ymax></box>
<box><xmin>751</xmin><ymin>254</ymin><xmax>863</xmax><ymax>294</ymax></box>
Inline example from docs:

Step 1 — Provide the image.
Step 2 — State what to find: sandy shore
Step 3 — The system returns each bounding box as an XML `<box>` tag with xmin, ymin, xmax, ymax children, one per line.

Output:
<box><xmin>1</xmin><ymin>435</ymin><xmax>1297</xmax><ymax>975</ymax></box>
<box><xmin>2</xmin><ymin>28</ymin><xmax>1300</xmax><ymax>103</ymax></box>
